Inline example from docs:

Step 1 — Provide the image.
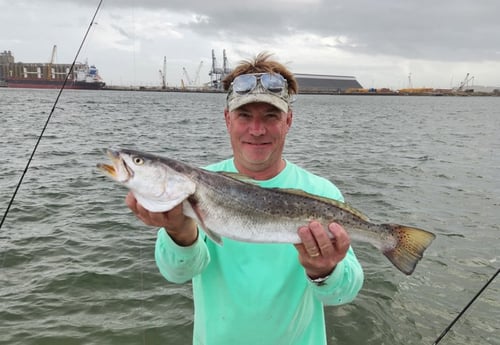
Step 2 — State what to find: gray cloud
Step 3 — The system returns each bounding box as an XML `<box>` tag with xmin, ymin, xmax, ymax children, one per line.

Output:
<box><xmin>2</xmin><ymin>0</ymin><xmax>499</xmax><ymax>87</ymax></box>
<box><xmin>57</xmin><ymin>0</ymin><xmax>500</xmax><ymax>61</ymax></box>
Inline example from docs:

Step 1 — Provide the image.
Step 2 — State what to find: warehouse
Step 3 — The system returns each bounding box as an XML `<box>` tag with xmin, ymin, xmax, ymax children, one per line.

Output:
<box><xmin>294</xmin><ymin>73</ymin><xmax>363</xmax><ymax>93</ymax></box>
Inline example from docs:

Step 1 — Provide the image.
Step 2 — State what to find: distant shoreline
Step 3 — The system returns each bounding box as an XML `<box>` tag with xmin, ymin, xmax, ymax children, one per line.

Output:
<box><xmin>101</xmin><ymin>85</ymin><xmax>499</xmax><ymax>97</ymax></box>
<box><xmin>1</xmin><ymin>83</ymin><xmax>498</xmax><ymax>96</ymax></box>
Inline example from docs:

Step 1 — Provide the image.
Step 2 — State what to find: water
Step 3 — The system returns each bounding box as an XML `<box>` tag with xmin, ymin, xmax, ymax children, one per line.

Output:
<box><xmin>0</xmin><ymin>88</ymin><xmax>499</xmax><ymax>345</ymax></box>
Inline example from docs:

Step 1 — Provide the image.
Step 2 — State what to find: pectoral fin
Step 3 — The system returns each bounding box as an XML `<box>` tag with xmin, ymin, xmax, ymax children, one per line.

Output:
<box><xmin>184</xmin><ymin>196</ymin><xmax>223</xmax><ymax>245</ymax></box>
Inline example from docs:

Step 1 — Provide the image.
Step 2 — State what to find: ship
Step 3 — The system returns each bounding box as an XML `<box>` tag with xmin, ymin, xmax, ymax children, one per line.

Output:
<box><xmin>0</xmin><ymin>47</ymin><xmax>105</xmax><ymax>90</ymax></box>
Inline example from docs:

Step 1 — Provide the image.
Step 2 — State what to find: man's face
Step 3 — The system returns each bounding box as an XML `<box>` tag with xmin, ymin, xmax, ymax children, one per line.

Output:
<box><xmin>224</xmin><ymin>102</ymin><xmax>292</xmax><ymax>178</ymax></box>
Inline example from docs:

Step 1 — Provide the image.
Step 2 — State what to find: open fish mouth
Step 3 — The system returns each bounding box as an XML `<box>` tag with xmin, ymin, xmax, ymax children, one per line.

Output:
<box><xmin>97</xmin><ymin>149</ymin><xmax>133</xmax><ymax>182</ymax></box>
<box><xmin>98</xmin><ymin>163</ymin><xmax>116</xmax><ymax>176</ymax></box>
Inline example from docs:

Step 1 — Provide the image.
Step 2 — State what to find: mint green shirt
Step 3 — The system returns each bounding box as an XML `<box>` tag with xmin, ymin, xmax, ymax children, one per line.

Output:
<box><xmin>155</xmin><ymin>159</ymin><xmax>364</xmax><ymax>345</ymax></box>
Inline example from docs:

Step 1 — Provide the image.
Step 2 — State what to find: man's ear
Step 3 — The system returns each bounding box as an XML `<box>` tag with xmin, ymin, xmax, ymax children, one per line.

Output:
<box><xmin>224</xmin><ymin>108</ymin><xmax>230</xmax><ymax>129</ymax></box>
<box><xmin>286</xmin><ymin>110</ymin><xmax>293</xmax><ymax>131</ymax></box>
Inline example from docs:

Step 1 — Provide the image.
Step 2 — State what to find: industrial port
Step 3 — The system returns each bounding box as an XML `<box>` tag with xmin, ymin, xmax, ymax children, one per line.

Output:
<box><xmin>1</xmin><ymin>47</ymin><xmax>498</xmax><ymax>96</ymax></box>
<box><xmin>103</xmin><ymin>50</ymin><xmax>499</xmax><ymax>96</ymax></box>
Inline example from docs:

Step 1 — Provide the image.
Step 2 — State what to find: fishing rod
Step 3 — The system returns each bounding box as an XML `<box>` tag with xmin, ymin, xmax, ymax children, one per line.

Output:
<box><xmin>0</xmin><ymin>0</ymin><xmax>103</xmax><ymax>230</ymax></box>
<box><xmin>432</xmin><ymin>267</ymin><xmax>499</xmax><ymax>344</ymax></box>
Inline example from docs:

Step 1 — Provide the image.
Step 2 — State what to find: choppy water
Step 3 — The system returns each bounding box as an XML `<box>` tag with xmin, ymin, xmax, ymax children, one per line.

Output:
<box><xmin>0</xmin><ymin>88</ymin><xmax>499</xmax><ymax>345</ymax></box>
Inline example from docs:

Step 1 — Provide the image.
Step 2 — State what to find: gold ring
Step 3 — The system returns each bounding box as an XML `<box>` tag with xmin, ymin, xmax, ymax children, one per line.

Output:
<box><xmin>310</xmin><ymin>252</ymin><xmax>320</xmax><ymax>257</ymax></box>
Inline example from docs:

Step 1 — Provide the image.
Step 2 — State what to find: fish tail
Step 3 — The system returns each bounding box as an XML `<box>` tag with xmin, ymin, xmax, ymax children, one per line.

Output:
<box><xmin>382</xmin><ymin>224</ymin><xmax>436</xmax><ymax>275</ymax></box>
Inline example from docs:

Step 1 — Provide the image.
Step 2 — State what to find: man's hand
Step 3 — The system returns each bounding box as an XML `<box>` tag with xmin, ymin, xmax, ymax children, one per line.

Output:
<box><xmin>294</xmin><ymin>221</ymin><xmax>350</xmax><ymax>279</ymax></box>
<box><xmin>125</xmin><ymin>192</ymin><xmax>198</xmax><ymax>246</ymax></box>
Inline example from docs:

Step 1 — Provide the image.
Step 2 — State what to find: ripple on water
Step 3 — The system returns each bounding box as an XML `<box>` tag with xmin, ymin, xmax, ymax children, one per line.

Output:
<box><xmin>1</xmin><ymin>90</ymin><xmax>499</xmax><ymax>345</ymax></box>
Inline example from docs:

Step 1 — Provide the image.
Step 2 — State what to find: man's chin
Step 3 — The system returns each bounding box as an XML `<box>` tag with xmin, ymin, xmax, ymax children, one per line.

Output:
<box><xmin>241</xmin><ymin>154</ymin><xmax>271</xmax><ymax>167</ymax></box>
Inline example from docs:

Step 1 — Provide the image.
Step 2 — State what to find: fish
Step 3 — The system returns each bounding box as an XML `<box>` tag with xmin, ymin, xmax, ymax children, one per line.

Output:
<box><xmin>97</xmin><ymin>148</ymin><xmax>436</xmax><ymax>275</ymax></box>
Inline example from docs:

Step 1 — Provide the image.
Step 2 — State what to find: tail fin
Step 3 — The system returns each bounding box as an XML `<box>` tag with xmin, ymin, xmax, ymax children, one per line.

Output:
<box><xmin>382</xmin><ymin>224</ymin><xmax>436</xmax><ymax>275</ymax></box>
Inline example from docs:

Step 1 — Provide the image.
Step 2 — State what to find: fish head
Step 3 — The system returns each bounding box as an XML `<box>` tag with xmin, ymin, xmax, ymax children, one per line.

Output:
<box><xmin>97</xmin><ymin>148</ymin><xmax>134</xmax><ymax>183</ymax></box>
<box><xmin>97</xmin><ymin>148</ymin><xmax>196</xmax><ymax>213</ymax></box>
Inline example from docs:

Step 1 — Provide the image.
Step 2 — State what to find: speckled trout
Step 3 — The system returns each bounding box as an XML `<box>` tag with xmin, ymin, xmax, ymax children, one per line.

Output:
<box><xmin>97</xmin><ymin>148</ymin><xmax>435</xmax><ymax>275</ymax></box>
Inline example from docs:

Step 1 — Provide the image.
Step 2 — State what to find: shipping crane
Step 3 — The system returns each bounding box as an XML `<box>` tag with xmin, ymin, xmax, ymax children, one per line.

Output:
<box><xmin>158</xmin><ymin>56</ymin><xmax>166</xmax><ymax>89</ymax></box>
<box><xmin>209</xmin><ymin>49</ymin><xmax>232</xmax><ymax>89</ymax></box>
<box><xmin>47</xmin><ymin>45</ymin><xmax>57</xmax><ymax>79</ymax></box>
<box><xmin>50</xmin><ymin>45</ymin><xmax>57</xmax><ymax>64</ymax></box>
<box><xmin>182</xmin><ymin>67</ymin><xmax>192</xmax><ymax>85</ymax></box>
<box><xmin>182</xmin><ymin>61</ymin><xmax>204</xmax><ymax>88</ymax></box>
<box><xmin>456</xmin><ymin>73</ymin><xmax>474</xmax><ymax>92</ymax></box>
<box><xmin>209</xmin><ymin>49</ymin><xmax>220</xmax><ymax>86</ymax></box>
<box><xmin>223</xmin><ymin>49</ymin><xmax>230</xmax><ymax>74</ymax></box>
<box><xmin>193</xmin><ymin>61</ymin><xmax>203</xmax><ymax>86</ymax></box>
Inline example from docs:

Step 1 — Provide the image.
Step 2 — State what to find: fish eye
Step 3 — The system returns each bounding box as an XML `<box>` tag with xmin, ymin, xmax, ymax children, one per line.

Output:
<box><xmin>133</xmin><ymin>156</ymin><xmax>144</xmax><ymax>165</ymax></box>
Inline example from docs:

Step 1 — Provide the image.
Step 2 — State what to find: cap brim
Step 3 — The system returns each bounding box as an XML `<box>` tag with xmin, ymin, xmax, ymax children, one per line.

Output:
<box><xmin>227</xmin><ymin>92</ymin><xmax>289</xmax><ymax>113</ymax></box>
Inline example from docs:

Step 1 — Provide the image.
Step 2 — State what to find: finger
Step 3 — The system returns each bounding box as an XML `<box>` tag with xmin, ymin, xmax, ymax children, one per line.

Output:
<box><xmin>167</xmin><ymin>203</ymin><xmax>184</xmax><ymax>218</ymax></box>
<box><xmin>298</xmin><ymin>224</ymin><xmax>321</xmax><ymax>257</ymax></box>
<box><xmin>125</xmin><ymin>192</ymin><xmax>137</xmax><ymax>212</ymax></box>
<box><xmin>328</xmin><ymin>223</ymin><xmax>350</xmax><ymax>253</ymax></box>
<box><xmin>126</xmin><ymin>193</ymin><xmax>151</xmax><ymax>223</ymax></box>
<box><xmin>309</xmin><ymin>221</ymin><xmax>335</xmax><ymax>257</ymax></box>
<box><xmin>294</xmin><ymin>243</ymin><xmax>308</xmax><ymax>258</ymax></box>
<box><xmin>134</xmin><ymin>200</ymin><xmax>148</xmax><ymax>217</ymax></box>
<box><xmin>149</xmin><ymin>209</ymin><xmax>168</xmax><ymax>225</ymax></box>
<box><xmin>130</xmin><ymin>199</ymin><xmax>156</xmax><ymax>224</ymax></box>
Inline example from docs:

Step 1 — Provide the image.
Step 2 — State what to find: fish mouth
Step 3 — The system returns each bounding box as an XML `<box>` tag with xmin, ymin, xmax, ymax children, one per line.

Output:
<box><xmin>97</xmin><ymin>149</ymin><xmax>133</xmax><ymax>182</ymax></box>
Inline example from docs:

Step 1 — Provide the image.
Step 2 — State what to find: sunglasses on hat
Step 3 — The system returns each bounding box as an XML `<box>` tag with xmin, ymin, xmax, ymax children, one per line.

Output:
<box><xmin>230</xmin><ymin>73</ymin><xmax>288</xmax><ymax>95</ymax></box>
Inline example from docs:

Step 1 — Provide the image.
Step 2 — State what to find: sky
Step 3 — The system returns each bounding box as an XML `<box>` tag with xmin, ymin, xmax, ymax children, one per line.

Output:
<box><xmin>1</xmin><ymin>0</ymin><xmax>499</xmax><ymax>90</ymax></box>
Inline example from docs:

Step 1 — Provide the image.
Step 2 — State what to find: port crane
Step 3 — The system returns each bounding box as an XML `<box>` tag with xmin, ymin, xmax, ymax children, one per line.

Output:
<box><xmin>182</xmin><ymin>67</ymin><xmax>192</xmax><ymax>86</ymax></box>
<box><xmin>456</xmin><ymin>73</ymin><xmax>474</xmax><ymax>92</ymax></box>
<box><xmin>46</xmin><ymin>44</ymin><xmax>71</xmax><ymax>80</ymax></box>
<box><xmin>158</xmin><ymin>56</ymin><xmax>167</xmax><ymax>89</ymax></box>
<box><xmin>46</xmin><ymin>45</ymin><xmax>58</xmax><ymax>79</ymax></box>
<box><xmin>209</xmin><ymin>49</ymin><xmax>231</xmax><ymax>89</ymax></box>
<box><xmin>193</xmin><ymin>61</ymin><xmax>203</xmax><ymax>85</ymax></box>
<box><xmin>182</xmin><ymin>61</ymin><xmax>203</xmax><ymax>87</ymax></box>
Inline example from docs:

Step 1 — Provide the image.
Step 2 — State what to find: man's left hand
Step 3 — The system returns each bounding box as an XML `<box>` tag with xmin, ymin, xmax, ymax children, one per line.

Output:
<box><xmin>294</xmin><ymin>221</ymin><xmax>351</xmax><ymax>280</ymax></box>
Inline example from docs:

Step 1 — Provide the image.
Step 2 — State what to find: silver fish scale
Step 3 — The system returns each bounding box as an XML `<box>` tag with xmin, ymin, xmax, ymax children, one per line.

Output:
<box><xmin>188</xmin><ymin>168</ymin><xmax>383</xmax><ymax>244</ymax></box>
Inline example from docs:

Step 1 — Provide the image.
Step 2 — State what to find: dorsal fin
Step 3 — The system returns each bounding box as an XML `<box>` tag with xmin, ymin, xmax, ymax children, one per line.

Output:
<box><xmin>219</xmin><ymin>172</ymin><xmax>258</xmax><ymax>184</ymax></box>
<box><xmin>218</xmin><ymin>172</ymin><xmax>370</xmax><ymax>222</ymax></box>
<box><xmin>272</xmin><ymin>188</ymin><xmax>371</xmax><ymax>222</ymax></box>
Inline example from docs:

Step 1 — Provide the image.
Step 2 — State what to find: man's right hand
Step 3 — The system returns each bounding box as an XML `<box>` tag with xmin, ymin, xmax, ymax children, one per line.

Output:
<box><xmin>125</xmin><ymin>192</ymin><xmax>198</xmax><ymax>246</ymax></box>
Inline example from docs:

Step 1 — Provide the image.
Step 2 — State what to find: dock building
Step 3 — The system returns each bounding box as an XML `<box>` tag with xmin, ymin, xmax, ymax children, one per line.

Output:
<box><xmin>294</xmin><ymin>73</ymin><xmax>363</xmax><ymax>93</ymax></box>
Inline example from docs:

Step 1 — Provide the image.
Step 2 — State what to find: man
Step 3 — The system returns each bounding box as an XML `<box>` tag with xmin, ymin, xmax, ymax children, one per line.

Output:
<box><xmin>126</xmin><ymin>52</ymin><xmax>364</xmax><ymax>344</ymax></box>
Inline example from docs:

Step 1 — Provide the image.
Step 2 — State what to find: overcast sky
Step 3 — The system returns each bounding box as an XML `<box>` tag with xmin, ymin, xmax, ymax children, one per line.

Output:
<box><xmin>1</xmin><ymin>0</ymin><xmax>499</xmax><ymax>89</ymax></box>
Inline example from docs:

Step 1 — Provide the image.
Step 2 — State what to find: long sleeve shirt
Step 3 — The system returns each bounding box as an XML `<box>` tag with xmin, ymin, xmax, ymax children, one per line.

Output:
<box><xmin>155</xmin><ymin>158</ymin><xmax>364</xmax><ymax>345</ymax></box>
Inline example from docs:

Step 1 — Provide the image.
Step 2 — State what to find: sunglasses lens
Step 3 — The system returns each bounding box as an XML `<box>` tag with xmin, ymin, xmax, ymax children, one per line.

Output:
<box><xmin>261</xmin><ymin>74</ymin><xmax>285</xmax><ymax>93</ymax></box>
<box><xmin>233</xmin><ymin>74</ymin><xmax>257</xmax><ymax>94</ymax></box>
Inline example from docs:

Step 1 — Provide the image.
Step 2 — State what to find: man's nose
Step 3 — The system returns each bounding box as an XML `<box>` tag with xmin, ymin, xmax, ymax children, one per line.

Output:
<box><xmin>248</xmin><ymin>119</ymin><xmax>266</xmax><ymax>136</ymax></box>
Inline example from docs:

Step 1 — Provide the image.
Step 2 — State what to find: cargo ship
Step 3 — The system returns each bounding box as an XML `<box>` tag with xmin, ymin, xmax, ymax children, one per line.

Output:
<box><xmin>0</xmin><ymin>47</ymin><xmax>105</xmax><ymax>90</ymax></box>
